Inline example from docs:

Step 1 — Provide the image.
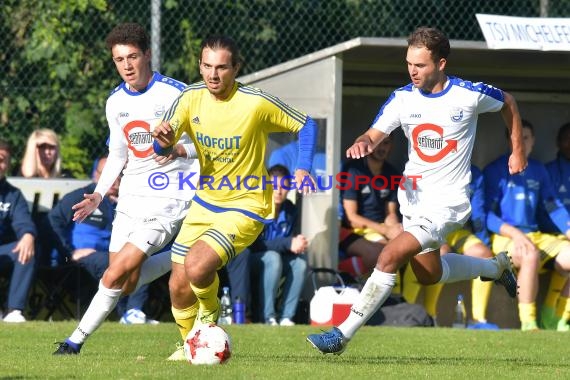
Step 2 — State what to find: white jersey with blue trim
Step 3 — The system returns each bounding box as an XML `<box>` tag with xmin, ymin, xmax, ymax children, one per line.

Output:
<box><xmin>371</xmin><ymin>76</ymin><xmax>504</xmax><ymax>207</ymax></box>
<box><xmin>100</xmin><ymin>72</ymin><xmax>198</xmax><ymax>201</ymax></box>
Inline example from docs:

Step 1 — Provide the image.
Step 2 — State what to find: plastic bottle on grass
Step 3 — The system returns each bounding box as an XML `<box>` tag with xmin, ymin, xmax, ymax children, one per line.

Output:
<box><xmin>218</xmin><ymin>286</ymin><xmax>233</xmax><ymax>325</ymax></box>
<box><xmin>452</xmin><ymin>294</ymin><xmax>467</xmax><ymax>328</ymax></box>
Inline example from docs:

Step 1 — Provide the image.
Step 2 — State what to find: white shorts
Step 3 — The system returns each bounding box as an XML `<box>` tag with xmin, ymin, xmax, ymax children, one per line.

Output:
<box><xmin>399</xmin><ymin>190</ymin><xmax>471</xmax><ymax>253</ymax></box>
<box><xmin>110</xmin><ymin>195</ymin><xmax>190</xmax><ymax>255</ymax></box>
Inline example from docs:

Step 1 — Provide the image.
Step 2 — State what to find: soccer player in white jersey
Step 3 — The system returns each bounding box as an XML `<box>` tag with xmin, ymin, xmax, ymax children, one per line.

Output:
<box><xmin>307</xmin><ymin>26</ymin><xmax>527</xmax><ymax>354</ymax></box>
<box><xmin>54</xmin><ymin>23</ymin><xmax>199</xmax><ymax>355</ymax></box>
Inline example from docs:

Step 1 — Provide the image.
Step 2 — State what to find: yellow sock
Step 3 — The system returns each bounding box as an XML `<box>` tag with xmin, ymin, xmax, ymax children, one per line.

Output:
<box><xmin>557</xmin><ymin>296</ymin><xmax>570</xmax><ymax>320</ymax></box>
<box><xmin>190</xmin><ymin>273</ymin><xmax>220</xmax><ymax>321</ymax></box>
<box><xmin>402</xmin><ymin>264</ymin><xmax>422</xmax><ymax>303</ymax></box>
<box><xmin>171</xmin><ymin>301</ymin><xmax>199</xmax><ymax>340</ymax></box>
<box><xmin>393</xmin><ymin>271</ymin><xmax>402</xmax><ymax>295</ymax></box>
<box><xmin>544</xmin><ymin>271</ymin><xmax>567</xmax><ymax>308</ymax></box>
<box><xmin>471</xmin><ymin>278</ymin><xmax>492</xmax><ymax>322</ymax></box>
<box><xmin>423</xmin><ymin>283</ymin><xmax>443</xmax><ymax>318</ymax></box>
<box><xmin>518</xmin><ymin>302</ymin><xmax>537</xmax><ymax>324</ymax></box>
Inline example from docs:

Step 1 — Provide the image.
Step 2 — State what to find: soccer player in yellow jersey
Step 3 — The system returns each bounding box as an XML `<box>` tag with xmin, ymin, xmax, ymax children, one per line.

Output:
<box><xmin>153</xmin><ymin>35</ymin><xmax>317</xmax><ymax>360</ymax></box>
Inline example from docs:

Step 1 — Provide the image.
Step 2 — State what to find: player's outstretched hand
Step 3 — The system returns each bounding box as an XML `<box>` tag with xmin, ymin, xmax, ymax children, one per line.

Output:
<box><xmin>294</xmin><ymin>169</ymin><xmax>317</xmax><ymax>195</ymax></box>
<box><xmin>152</xmin><ymin>121</ymin><xmax>175</xmax><ymax>147</ymax></box>
<box><xmin>72</xmin><ymin>193</ymin><xmax>102</xmax><ymax>223</ymax></box>
<box><xmin>346</xmin><ymin>140</ymin><xmax>373</xmax><ymax>159</ymax></box>
<box><xmin>508</xmin><ymin>152</ymin><xmax>527</xmax><ymax>175</ymax></box>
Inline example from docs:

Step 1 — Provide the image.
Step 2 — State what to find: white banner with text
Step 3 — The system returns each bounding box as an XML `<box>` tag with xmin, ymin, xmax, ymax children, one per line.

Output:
<box><xmin>476</xmin><ymin>14</ymin><xmax>570</xmax><ymax>51</ymax></box>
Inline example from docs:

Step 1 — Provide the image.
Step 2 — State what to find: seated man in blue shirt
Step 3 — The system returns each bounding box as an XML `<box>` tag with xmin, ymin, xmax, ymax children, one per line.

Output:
<box><xmin>541</xmin><ymin>121</ymin><xmax>570</xmax><ymax>329</ymax></box>
<box><xmin>338</xmin><ymin>136</ymin><xmax>402</xmax><ymax>280</ymax></box>
<box><xmin>249</xmin><ymin>164</ymin><xmax>308</xmax><ymax>326</ymax></box>
<box><xmin>485</xmin><ymin>120</ymin><xmax>570</xmax><ymax>331</ymax></box>
<box><xmin>47</xmin><ymin>156</ymin><xmax>160</xmax><ymax>324</ymax></box>
<box><xmin>0</xmin><ymin>140</ymin><xmax>37</xmax><ymax>323</ymax></box>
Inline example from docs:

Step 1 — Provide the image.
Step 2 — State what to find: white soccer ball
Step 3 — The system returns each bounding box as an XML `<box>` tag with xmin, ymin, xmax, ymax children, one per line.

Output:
<box><xmin>184</xmin><ymin>323</ymin><xmax>232</xmax><ymax>365</ymax></box>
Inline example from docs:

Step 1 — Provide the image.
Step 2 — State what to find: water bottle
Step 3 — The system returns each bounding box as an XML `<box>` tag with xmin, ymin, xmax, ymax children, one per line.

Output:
<box><xmin>452</xmin><ymin>294</ymin><xmax>467</xmax><ymax>328</ymax></box>
<box><xmin>218</xmin><ymin>287</ymin><xmax>233</xmax><ymax>325</ymax></box>
<box><xmin>233</xmin><ymin>296</ymin><xmax>245</xmax><ymax>324</ymax></box>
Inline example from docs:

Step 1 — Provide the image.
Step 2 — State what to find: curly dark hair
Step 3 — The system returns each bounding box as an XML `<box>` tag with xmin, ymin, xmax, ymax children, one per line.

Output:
<box><xmin>105</xmin><ymin>22</ymin><xmax>150</xmax><ymax>52</ymax></box>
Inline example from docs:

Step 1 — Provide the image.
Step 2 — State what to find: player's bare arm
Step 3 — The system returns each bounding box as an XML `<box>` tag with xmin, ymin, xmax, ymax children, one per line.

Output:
<box><xmin>346</xmin><ymin>128</ymin><xmax>386</xmax><ymax>159</ymax></box>
<box><xmin>501</xmin><ymin>91</ymin><xmax>527</xmax><ymax>174</ymax></box>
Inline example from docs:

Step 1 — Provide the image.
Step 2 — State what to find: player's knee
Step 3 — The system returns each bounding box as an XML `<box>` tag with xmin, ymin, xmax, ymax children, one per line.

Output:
<box><xmin>416</xmin><ymin>272</ymin><xmax>440</xmax><ymax>285</ymax></box>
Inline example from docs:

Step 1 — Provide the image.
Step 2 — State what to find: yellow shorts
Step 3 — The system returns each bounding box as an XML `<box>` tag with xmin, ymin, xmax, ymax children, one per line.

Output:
<box><xmin>491</xmin><ymin>231</ymin><xmax>570</xmax><ymax>273</ymax></box>
<box><xmin>351</xmin><ymin>227</ymin><xmax>387</xmax><ymax>242</ymax></box>
<box><xmin>445</xmin><ymin>228</ymin><xmax>482</xmax><ymax>254</ymax></box>
<box><xmin>171</xmin><ymin>201</ymin><xmax>264</xmax><ymax>267</ymax></box>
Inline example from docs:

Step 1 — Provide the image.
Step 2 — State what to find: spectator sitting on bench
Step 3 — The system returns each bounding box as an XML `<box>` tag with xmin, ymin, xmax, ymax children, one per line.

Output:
<box><xmin>46</xmin><ymin>156</ymin><xmax>157</xmax><ymax>324</ymax></box>
<box><xmin>0</xmin><ymin>139</ymin><xmax>37</xmax><ymax>323</ymax></box>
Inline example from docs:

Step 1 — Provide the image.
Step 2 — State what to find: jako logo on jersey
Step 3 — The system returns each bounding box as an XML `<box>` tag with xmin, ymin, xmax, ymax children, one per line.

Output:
<box><xmin>123</xmin><ymin>120</ymin><xmax>154</xmax><ymax>158</ymax></box>
<box><xmin>450</xmin><ymin>107</ymin><xmax>464</xmax><ymax>122</ymax></box>
<box><xmin>409</xmin><ymin>113</ymin><xmax>421</xmax><ymax>118</ymax></box>
<box><xmin>119</xmin><ymin>112</ymin><xmax>129</xmax><ymax>118</ymax></box>
<box><xmin>412</xmin><ymin>123</ymin><xmax>457</xmax><ymax>163</ymax></box>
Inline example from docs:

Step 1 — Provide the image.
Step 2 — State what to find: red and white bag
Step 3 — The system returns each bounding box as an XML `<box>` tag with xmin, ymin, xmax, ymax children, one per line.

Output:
<box><xmin>309</xmin><ymin>268</ymin><xmax>360</xmax><ymax>326</ymax></box>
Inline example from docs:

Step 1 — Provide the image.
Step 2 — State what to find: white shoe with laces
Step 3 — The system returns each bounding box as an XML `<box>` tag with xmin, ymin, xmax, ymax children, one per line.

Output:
<box><xmin>266</xmin><ymin>317</ymin><xmax>278</xmax><ymax>326</ymax></box>
<box><xmin>120</xmin><ymin>308</ymin><xmax>159</xmax><ymax>324</ymax></box>
<box><xmin>279</xmin><ymin>318</ymin><xmax>295</xmax><ymax>326</ymax></box>
<box><xmin>3</xmin><ymin>310</ymin><xmax>26</xmax><ymax>323</ymax></box>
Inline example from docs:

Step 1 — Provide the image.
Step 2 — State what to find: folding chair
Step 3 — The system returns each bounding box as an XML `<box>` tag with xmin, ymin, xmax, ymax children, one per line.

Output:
<box><xmin>28</xmin><ymin>262</ymin><xmax>96</xmax><ymax>321</ymax></box>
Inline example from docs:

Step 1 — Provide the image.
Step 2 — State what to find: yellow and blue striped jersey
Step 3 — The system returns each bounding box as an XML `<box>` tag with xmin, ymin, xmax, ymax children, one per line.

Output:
<box><xmin>163</xmin><ymin>81</ymin><xmax>307</xmax><ymax>222</ymax></box>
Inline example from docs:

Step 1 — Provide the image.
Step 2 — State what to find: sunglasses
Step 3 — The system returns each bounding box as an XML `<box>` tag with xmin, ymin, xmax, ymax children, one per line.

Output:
<box><xmin>37</xmin><ymin>143</ymin><xmax>57</xmax><ymax>150</ymax></box>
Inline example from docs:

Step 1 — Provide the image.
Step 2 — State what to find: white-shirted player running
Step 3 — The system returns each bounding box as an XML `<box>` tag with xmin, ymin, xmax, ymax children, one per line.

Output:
<box><xmin>307</xmin><ymin>26</ymin><xmax>527</xmax><ymax>354</ymax></box>
<box><xmin>54</xmin><ymin>22</ymin><xmax>199</xmax><ymax>355</ymax></box>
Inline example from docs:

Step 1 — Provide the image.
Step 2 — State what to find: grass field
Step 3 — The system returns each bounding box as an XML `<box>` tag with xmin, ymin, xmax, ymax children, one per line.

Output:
<box><xmin>1</xmin><ymin>321</ymin><xmax>568</xmax><ymax>379</ymax></box>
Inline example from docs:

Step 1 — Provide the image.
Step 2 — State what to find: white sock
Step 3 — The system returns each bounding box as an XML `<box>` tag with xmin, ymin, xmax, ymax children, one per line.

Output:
<box><xmin>439</xmin><ymin>253</ymin><xmax>499</xmax><ymax>283</ymax></box>
<box><xmin>133</xmin><ymin>250</ymin><xmax>172</xmax><ymax>292</ymax></box>
<box><xmin>69</xmin><ymin>281</ymin><xmax>122</xmax><ymax>344</ymax></box>
<box><xmin>339</xmin><ymin>269</ymin><xmax>396</xmax><ymax>339</ymax></box>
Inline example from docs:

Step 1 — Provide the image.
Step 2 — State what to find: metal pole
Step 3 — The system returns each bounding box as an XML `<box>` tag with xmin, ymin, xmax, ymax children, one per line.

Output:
<box><xmin>540</xmin><ymin>0</ymin><xmax>549</xmax><ymax>17</ymax></box>
<box><xmin>151</xmin><ymin>0</ymin><xmax>161</xmax><ymax>72</ymax></box>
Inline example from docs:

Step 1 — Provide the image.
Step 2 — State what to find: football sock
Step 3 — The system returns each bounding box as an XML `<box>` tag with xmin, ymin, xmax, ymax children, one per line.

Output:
<box><xmin>471</xmin><ymin>278</ymin><xmax>492</xmax><ymax>322</ymax></box>
<box><xmin>339</xmin><ymin>269</ymin><xmax>396</xmax><ymax>339</ymax></box>
<box><xmin>423</xmin><ymin>283</ymin><xmax>443</xmax><ymax>318</ymax></box>
<box><xmin>172</xmin><ymin>301</ymin><xmax>199</xmax><ymax>340</ymax></box>
<box><xmin>402</xmin><ymin>264</ymin><xmax>421</xmax><ymax>303</ymax></box>
<box><xmin>544</xmin><ymin>271</ymin><xmax>566</xmax><ymax>309</ymax></box>
<box><xmin>134</xmin><ymin>250</ymin><xmax>172</xmax><ymax>293</ymax></box>
<box><xmin>69</xmin><ymin>281</ymin><xmax>122</xmax><ymax>344</ymax></box>
<box><xmin>559</xmin><ymin>296</ymin><xmax>570</xmax><ymax>321</ymax></box>
<box><xmin>518</xmin><ymin>302</ymin><xmax>537</xmax><ymax>324</ymax></box>
<box><xmin>191</xmin><ymin>273</ymin><xmax>220</xmax><ymax>320</ymax></box>
<box><xmin>439</xmin><ymin>253</ymin><xmax>499</xmax><ymax>283</ymax></box>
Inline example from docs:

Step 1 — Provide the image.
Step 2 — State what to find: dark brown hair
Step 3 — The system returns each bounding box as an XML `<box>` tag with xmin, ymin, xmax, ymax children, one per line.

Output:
<box><xmin>407</xmin><ymin>27</ymin><xmax>450</xmax><ymax>62</ymax></box>
<box><xmin>105</xmin><ymin>22</ymin><xmax>150</xmax><ymax>52</ymax></box>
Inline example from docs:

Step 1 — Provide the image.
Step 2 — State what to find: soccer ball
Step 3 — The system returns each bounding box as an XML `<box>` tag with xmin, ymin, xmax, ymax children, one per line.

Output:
<box><xmin>184</xmin><ymin>323</ymin><xmax>232</xmax><ymax>365</ymax></box>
